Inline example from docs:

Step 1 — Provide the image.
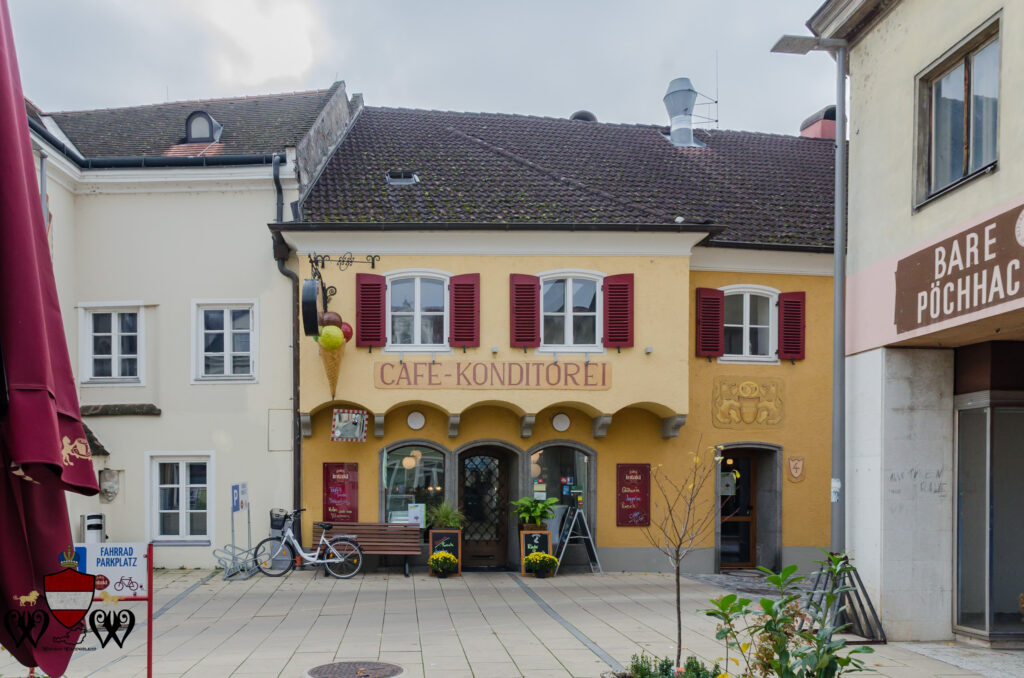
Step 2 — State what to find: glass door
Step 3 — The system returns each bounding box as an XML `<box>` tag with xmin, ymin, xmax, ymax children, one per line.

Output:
<box><xmin>956</xmin><ymin>407</ymin><xmax>988</xmax><ymax>633</ymax></box>
<box><xmin>955</xmin><ymin>404</ymin><xmax>1024</xmax><ymax>639</ymax></box>
<box><xmin>720</xmin><ymin>452</ymin><xmax>756</xmax><ymax>568</ymax></box>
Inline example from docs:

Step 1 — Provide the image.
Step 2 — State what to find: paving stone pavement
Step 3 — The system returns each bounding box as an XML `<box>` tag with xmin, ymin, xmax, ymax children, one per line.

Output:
<box><xmin>0</xmin><ymin>568</ymin><xmax>1016</xmax><ymax>677</ymax></box>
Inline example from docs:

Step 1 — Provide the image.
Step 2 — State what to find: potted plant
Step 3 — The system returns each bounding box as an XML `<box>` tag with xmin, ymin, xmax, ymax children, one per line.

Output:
<box><xmin>523</xmin><ymin>552</ymin><xmax>558</xmax><ymax>578</ymax></box>
<box><xmin>427</xmin><ymin>502</ymin><xmax>464</xmax><ymax>577</ymax></box>
<box><xmin>427</xmin><ymin>551</ymin><xmax>458</xmax><ymax>578</ymax></box>
<box><xmin>510</xmin><ymin>497</ymin><xmax>560</xmax><ymax>530</ymax></box>
<box><xmin>426</xmin><ymin>502</ymin><xmax>466</xmax><ymax>529</ymax></box>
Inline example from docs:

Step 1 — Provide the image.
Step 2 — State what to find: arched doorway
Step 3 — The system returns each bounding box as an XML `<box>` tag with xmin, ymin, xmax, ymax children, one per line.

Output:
<box><xmin>716</xmin><ymin>443</ymin><xmax>782</xmax><ymax>572</ymax></box>
<box><xmin>458</xmin><ymin>444</ymin><xmax>515</xmax><ymax>568</ymax></box>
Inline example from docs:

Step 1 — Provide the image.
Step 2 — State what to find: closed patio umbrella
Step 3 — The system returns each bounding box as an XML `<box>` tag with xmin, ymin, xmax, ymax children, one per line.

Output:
<box><xmin>0</xmin><ymin>1</ymin><xmax>99</xmax><ymax>674</ymax></box>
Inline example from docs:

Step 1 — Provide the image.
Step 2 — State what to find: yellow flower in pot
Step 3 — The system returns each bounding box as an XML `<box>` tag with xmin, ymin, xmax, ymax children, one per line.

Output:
<box><xmin>524</xmin><ymin>552</ymin><xmax>558</xmax><ymax>578</ymax></box>
<box><xmin>428</xmin><ymin>551</ymin><xmax>458</xmax><ymax>578</ymax></box>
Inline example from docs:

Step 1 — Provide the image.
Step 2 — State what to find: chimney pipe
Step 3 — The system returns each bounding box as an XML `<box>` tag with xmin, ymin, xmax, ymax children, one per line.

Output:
<box><xmin>800</xmin><ymin>105</ymin><xmax>837</xmax><ymax>139</ymax></box>
<box><xmin>663</xmin><ymin>78</ymin><xmax>706</xmax><ymax>148</ymax></box>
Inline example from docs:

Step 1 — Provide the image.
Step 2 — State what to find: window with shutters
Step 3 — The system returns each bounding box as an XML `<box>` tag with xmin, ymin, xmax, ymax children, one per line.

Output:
<box><xmin>538</xmin><ymin>270</ymin><xmax>603</xmax><ymax>352</ymax></box>
<box><xmin>719</xmin><ymin>284</ymin><xmax>779</xmax><ymax>364</ymax></box>
<box><xmin>385</xmin><ymin>269</ymin><xmax>452</xmax><ymax>352</ymax></box>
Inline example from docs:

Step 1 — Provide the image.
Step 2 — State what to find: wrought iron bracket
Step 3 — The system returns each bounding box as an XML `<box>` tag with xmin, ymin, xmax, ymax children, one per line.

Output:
<box><xmin>306</xmin><ymin>252</ymin><xmax>381</xmax><ymax>312</ymax></box>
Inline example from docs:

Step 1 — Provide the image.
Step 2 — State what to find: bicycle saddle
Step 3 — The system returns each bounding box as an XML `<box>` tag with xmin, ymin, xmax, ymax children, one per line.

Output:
<box><xmin>314</xmin><ymin>521</ymin><xmax>334</xmax><ymax>529</ymax></box>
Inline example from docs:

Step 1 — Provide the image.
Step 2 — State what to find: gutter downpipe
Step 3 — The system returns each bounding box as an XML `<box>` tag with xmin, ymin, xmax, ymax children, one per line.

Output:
<box><xmin>273</xmin><ymin>154</ymin><xmax>283</xmax><ymax>223</ymax></box>
<box><xmin>272</xmin><ymin>231</ymin><xmax>301</xmax><ymax>544</ymax></box>
<box><xmin>832</xmin><ymin>44</ymin><xmax>848</xmax><ymax>554</ymax></box>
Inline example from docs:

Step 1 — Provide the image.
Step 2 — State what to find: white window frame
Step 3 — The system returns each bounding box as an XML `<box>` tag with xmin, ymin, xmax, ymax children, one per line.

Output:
<box><xmin>719</xmin><ymin>284</ymin><xmax>780</xmax><ymax>364</ymax></box>
<box><xmin>537</xmin><ymin>269</ymin><xmax>604</xmax><ymax>354</ymax></box>
<box><xmin>77</xmin><ymin>302</ymin><xmax>145</xmax><ymax>386</ymax></box>
<box><xmin>145</xmin><ymin>452</ymin><xmax>214</xmax><ymax>546</ymax></box>
<box><xmin>191</xmin><ymin>299</ymin><xmax>258</xmax><ymax>383</ymax></box>
<box><xmin>384</xmin><ymin>269</ymin><xmax>452</xmax><ymax>353</ymax></box>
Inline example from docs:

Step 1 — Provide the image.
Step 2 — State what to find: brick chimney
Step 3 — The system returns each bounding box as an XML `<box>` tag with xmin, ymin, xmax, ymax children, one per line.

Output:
<box><xmin>800</xmin><ymin>105</ymin><xmax>836</xmax><ymax>139</ymax></box>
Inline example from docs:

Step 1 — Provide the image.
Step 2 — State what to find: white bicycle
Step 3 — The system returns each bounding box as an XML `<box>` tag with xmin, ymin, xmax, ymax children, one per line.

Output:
<box><xmin>255</xmin><ymin>508</ymin><xmax>363</xmax><ymax>579</ymax></box>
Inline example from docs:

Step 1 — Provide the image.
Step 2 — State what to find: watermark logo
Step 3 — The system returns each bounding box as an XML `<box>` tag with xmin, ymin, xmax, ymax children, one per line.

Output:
<box><xmin>88</xmin><ymin>609</ymin><xmax>136</xmax><ymax>648</ymax></box>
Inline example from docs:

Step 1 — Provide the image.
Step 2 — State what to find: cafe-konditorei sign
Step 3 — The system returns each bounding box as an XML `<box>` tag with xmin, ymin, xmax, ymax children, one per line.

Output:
<box><xmin>374</xmin><ymin>360</ymin><xmax>610</xmax><ymax>390</ymax></box>
<box><xmin>895</xmin><ymin>204</ymin><xmax>1024</xmax><ymax>333</ymax></box>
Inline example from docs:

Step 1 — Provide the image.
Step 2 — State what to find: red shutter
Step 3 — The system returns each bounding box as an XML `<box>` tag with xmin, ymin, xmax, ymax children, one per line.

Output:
<box><xmin>695</xmin><ymin>287</ymin><xmax>724</xmax><ymax>357</ymax></box>
<box><xmin>449</xmin><ymin>273</ymin><xmax>480</xmax><ymax>347</ymax></box>
<box><xmin>603</xmin><ymin>273</ymin><xmax>634</xmax><ymax>348</ymax></box>
<box><xmin>778</xmin><ymin>291</ymin><xmax>806</xmax><ymax>360</ymax></box>
<box><xmin>509</xmin><ymin>273</ymin><xmax>540</xmax><ymax>348</ymax></box>
<box><xmin>355</xmin><ymin>273</ymin><xmax>386</xmax><ymax>347</ymax></box>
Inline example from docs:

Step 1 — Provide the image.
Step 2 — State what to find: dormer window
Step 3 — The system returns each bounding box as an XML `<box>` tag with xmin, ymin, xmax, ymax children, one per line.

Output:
<box><xmin>385</xmin><ymin>170</ymin><xmax>419</xmax><ymax>186</ymax></box>
<box><xmin>186</xmin><ymin>111</ymin><xmax>221</xmax><ymax>143</ymax></box>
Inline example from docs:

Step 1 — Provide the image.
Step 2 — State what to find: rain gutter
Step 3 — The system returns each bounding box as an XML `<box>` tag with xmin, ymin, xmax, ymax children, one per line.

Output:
<box><xmin>272</xmin><ymin>232</ymin><xmax>302</xmax><ymax>542</ymax></box>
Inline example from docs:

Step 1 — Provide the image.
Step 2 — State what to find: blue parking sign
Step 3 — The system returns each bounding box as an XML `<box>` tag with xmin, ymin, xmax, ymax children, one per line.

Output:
<box><xmin>231</xmin><ymin>483</ymin><xmax>240</xmax><ymax>513</ymax></box>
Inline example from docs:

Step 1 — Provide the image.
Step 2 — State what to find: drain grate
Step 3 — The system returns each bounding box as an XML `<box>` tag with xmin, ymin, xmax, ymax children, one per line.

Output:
<box><xmin>306</xmin><ymin>661</ymin><xmax>404</xmax><ymax>678</ymax></box>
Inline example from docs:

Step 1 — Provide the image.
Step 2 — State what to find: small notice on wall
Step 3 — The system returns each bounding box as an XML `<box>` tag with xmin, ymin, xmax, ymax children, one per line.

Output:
<box><xmin>616</xmin><ymin>463</ymin><xmax>650</xmax><ymax>527</ymax></box>
<box><xmin>323</xmin><ymin>462</ymin><xmax>358</xmax><ymax>522</ymax></box>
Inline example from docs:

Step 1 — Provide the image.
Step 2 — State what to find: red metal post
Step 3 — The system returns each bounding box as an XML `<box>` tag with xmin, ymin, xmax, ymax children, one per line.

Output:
<box><xmin>147</xmin><ymin>542</ymin><xmax>153</xmax><ymax>678</ymax></box>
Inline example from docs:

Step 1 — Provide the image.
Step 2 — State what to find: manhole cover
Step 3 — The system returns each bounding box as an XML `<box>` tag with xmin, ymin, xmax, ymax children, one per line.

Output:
<box><xmin>305</xmin><ymin>661</ymin><xmax>404</xmax><ymax>678</ymax></box>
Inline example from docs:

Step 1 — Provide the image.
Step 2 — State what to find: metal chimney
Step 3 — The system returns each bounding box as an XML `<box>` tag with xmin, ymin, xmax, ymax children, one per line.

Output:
<box><xmin>663</xmin><ymin>77</ymin><xmax>705</xmax><ymax>148</ymax></box>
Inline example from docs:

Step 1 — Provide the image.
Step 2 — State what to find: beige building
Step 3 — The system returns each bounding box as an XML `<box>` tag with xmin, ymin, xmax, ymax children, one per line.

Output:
<box><xmin>811</xmin><ymin>0</ymin><xmax>1023</xmax><ymax>644</ymax></box>
<box><xmin>28</xmin><ymin>84</ymin><xmax>358</xmax><ymax>567</ymax></box>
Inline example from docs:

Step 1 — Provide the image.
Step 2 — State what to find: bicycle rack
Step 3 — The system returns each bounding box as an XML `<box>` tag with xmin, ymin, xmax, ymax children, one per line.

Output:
<box><xmin>212</xmin><ymin>494</ymin><xmax>258</xmax><ymax>580</ymax></box>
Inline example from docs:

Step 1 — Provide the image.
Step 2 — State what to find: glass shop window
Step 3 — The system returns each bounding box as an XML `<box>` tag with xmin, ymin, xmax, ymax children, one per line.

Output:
<box><xmin>384</xmin><ymin>446</ymin><xmax>445</xmax><ymax>522</ymax></box>
<box><xmin>529</xmin><ymin>446</ymin><xmax>589</xmax><ymax>530</ymax></box>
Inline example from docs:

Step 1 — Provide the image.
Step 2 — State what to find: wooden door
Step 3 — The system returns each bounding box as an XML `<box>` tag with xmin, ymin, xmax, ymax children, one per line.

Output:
<box><xmin>720</xmin><ymin>451</ymin><xmax>757</xmax><ymax>569</ymax></box>
<box><xmin>459</xmin><ymin>448</ymin><xmax>509</xmax><ymax>568</ymax></box>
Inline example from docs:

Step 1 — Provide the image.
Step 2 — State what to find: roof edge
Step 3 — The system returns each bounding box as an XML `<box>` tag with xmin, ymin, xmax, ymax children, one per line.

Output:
<box><xmin>704</xmin><ymin>238</ymin><xmax>835</xmax><ymax>254</ymax></box>
<box><xmin>268</xmin><ymin>221</ymin><xmax>725</xmax><ymax>235</ymax></box>
<box><xmin>808</xmin><ymin>0</ymin><xmax>900</xmax><ymax>43</ymax></box>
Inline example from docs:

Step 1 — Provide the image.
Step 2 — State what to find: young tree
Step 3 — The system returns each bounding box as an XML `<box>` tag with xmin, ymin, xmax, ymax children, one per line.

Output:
<box><xmin>642</xmin><ymin>441</ymin><xmax>727</xmax><ymax>669</ymax></box>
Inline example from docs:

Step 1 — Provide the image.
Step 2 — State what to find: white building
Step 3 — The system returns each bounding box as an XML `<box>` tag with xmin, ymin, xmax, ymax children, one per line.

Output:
<box><xmin>28</xmin><ymin>84</ymin><xmax>361</xmax><ymax>566</ymax></box>
<box><xmin>810</xmin><ymin>0</ymin><xmax>1024</xmax><ymax>645</ymax></box>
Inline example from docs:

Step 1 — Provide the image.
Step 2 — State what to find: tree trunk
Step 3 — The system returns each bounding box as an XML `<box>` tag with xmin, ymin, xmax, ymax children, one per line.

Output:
<box><xmin>675</xmin><ymin>560</ymin><xmax>682</xmax><ymax>668</ymax></box>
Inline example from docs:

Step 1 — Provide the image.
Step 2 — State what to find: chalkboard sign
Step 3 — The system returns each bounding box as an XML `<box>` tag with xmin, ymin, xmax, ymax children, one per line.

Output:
<box><xmin>323</xmin><ymin>462</ymin><xmax>358</xmax><ymax>523</ymax></box>
<box><xmin>616</xmin><ymin>463</ymin><xmax>650</xmax><ymax>527</ymax></box>
<box><xmin>428</xmin><ymin>529</ymin><xmax>462</xmax><ymax>576</ymax></box>
<box><xmin>520</xmin><ymin>530</ymin><xmax>552</xmax><ymax>575</ymax></box>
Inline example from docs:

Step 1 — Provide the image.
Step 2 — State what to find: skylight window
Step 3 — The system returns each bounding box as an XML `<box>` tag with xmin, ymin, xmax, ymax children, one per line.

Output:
<box><xmin>185</xmin><ymin>111</ymin><xmax>222</xmax><ymax>144</ymax></box>
<box><xmin>386</xmin><ymin>170</ymin><xmax>419</xmax><ymax>186</ymax></box>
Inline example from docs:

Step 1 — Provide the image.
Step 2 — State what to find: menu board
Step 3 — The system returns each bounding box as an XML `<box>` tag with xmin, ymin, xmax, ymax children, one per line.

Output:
<box><xmin>429</xmin><ymin>529</ymin><xmax>462</xmax><ymax>576</ymax></box>
<box><xmin>616</xmin><ymin>463</ymin><xmax>650</xmax><ymax>527</ymax></box>
<box><xmin>323</xmin><ymin>462</ymin><xmax>358</xmax><ymax>523</ymax></box>
<box><xmin>520</xmin><ymin>530</ymin><xmax>552</xmax><ymax>575</ymax></box>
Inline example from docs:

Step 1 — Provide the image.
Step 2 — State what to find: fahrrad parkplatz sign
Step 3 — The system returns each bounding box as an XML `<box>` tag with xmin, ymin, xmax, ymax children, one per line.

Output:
<box><xmin>74</xmin><ymin>542</ymin><xmax>147</xmax><ymax>599</ymax></box>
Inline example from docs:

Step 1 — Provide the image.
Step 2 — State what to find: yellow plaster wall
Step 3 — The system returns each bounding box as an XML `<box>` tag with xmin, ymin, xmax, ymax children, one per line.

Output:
<box><xmin>689</xmin><ymin>271</ymin><xmax>834</xmax><ymax>548</ymax></box>
<box><xmin>296</xmin><ymin>257</ymin><xmax>832</xmax><ymax>555</ymax></box>
<box><xmin>295</xmin><ymin>254</ymin><xmax>691</xmax><ymax>417</ymax></box>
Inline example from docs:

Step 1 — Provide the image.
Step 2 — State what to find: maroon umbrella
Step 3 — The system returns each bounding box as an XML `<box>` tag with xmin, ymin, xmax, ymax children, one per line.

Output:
<box><xmin>0</xmin><ymin>1</ymin><xmax>99</xmax><ymax>674</ymax></box>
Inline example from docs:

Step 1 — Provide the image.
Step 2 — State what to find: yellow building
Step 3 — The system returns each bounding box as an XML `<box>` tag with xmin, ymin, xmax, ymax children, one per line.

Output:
<box><xmin>270</xmin><ymin>85</ymin><xmax>836</xmax><ymax>573</ymax></box>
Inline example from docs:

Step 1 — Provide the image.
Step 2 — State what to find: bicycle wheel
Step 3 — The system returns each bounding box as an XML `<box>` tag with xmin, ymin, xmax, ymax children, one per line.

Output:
<box><xmin>323</xmin><ymin>537</ymin><xmax>362</xmax><ymax>579</ymax></box>
<box><xmin>254</xmin><ymin>537</ymin><xmax>295</xmax><ymax>577</ymax></box>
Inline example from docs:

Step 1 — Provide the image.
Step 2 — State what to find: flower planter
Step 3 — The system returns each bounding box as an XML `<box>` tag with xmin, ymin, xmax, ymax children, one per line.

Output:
<box><xmin>534</xmin><ymin>570</ymin><xmax>549</xmax><ymax>579</ymax></box>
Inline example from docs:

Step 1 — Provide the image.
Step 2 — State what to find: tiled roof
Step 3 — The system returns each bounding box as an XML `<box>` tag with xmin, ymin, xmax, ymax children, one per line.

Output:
<box><xmin>47</xmin><ymin>83</ymin><xmax>343</xmax><ymax>157</ymax></box>
<box><xmin>302</xmin><ymin>107</ymin><xmax>836</xmax><ymax>250</ymax></box>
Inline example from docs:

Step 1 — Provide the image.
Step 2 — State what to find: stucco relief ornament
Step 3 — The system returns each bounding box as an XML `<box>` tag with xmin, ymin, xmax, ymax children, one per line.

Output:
<box><xmin>712</xmin><ymin>377</ymin><xmax>784</xmax><ymax>429</ymax></box>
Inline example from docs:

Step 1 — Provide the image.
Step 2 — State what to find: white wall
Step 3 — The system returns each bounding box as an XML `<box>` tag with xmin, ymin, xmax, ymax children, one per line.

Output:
<box><xmin>847</xmin><ymin>347</ymin><xmax>954</xmax><ymax>640</ymax></box>
<box><xmin>45</xmin><ymin>155</ymin><xmax>300</xmax><ymax>567</ymax></box>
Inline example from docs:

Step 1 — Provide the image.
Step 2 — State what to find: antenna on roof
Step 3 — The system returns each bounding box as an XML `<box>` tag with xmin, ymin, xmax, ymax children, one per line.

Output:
<box><xmin>165</xmin><ymin>85</ymin><xmax>169</xmax><ymax>102</ymax></box>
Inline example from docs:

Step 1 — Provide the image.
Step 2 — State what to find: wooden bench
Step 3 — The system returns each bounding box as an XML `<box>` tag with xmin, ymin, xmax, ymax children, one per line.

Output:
<box><xmin>312</xmin><ymin>522</ymin><xmax>423</xmax><ymax>577</ymax></box>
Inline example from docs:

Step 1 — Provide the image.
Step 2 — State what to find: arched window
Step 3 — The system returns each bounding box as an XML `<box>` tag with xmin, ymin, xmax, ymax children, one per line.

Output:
<box><xmin>539</xmin><ymin>270</ymin><xmax>603</xmax><ymax>351</ymax></box>
<box><xmin>383</xmin><ymin>445</ymin><xmax>446</xmax><ymax>521</ymax></box>
<box><xmin>528</xmin><ymin>443</ymin><xmax>595</xmax><ymax>535</ymax></box>
<box><xmin>185</xmin><ymin>111</ymin><xmax>217</xmax><ymax>143</ymax></box>
<box><xmin>385</xmin><ymin>269</ymin><xmax>450</xmax><ymax>350</ymax></box>
<box><xmin>720</xmin><ymin>284</ymin><xmax>779</xmax><ymax>362</ymax></box>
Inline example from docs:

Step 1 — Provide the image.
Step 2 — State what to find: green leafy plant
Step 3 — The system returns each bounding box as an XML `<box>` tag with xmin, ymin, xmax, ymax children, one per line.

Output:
<box><xmin>679</xmin><ymin>656</ymin><xmax>723</xmax><ymax>678</ymax></box>
<box><xmin>523</xmin><ymin>552</ymin><xmax>558</xmax><ymax>573</ymax></box>
<box><xmin>510</xmin><ymin>496</ymin><xmax>559</xmax><ymax>525</ymax></box>
<box><xmin>427</xmin><ymin>551</ymin><xmax>458</xmax><ymax>574</ymax></box>
<box><xmin>701</xmin><ymin>553</ymin><xmax>873</xmax><ymax>678</ymax></box>
<box><xmin>426</xmin><ymin>502</ymin><xmax>466</xmax><ymax>529</ymax></box>
<box><xmin>627</xmin><ymin>652</ymin><xmax>677</xmax><ymax>678</ymax></box>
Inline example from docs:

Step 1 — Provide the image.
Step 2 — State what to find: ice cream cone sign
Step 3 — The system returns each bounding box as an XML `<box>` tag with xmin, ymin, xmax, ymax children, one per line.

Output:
<box><xmin>317</xmin><ymin>324</ymin><xmax>346</xmax><ymax>398</ymax></box>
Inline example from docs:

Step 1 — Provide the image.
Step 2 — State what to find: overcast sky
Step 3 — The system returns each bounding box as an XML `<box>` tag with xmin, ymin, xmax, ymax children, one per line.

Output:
<box><xmin>10</xmin><ymin>0</ymin><xmax>834</xmax><ymax>136</ymax></box>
